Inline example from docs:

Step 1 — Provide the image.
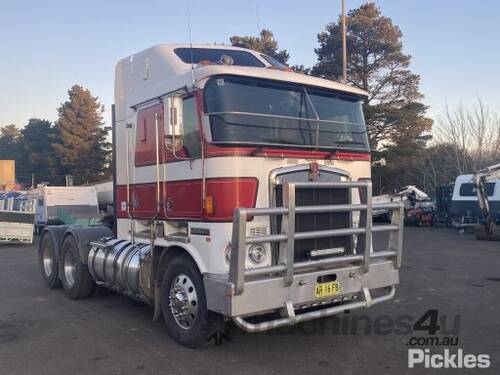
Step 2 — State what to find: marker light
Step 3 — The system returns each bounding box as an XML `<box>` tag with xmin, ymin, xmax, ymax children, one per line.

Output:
<box><xmin>204</xmin><ymin>195</ymin><xmax>214</xmax><ymax>215</ymax></box>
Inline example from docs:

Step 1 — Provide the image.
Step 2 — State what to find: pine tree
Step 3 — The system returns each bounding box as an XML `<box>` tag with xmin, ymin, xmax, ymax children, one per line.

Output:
<box><xmin>0</xmin><ymin>125</ymin><xmax>21</xmax><ymax>160</ymax></box>
<box><xmin>52</xmin><ymin>85</ymin><xmax>110</xmax><ymax>183</ymax></box>
<box><xmin>0</xmin><ymin>125</ymin><xmax>24</xmax><ymax>181</ymax></box>
<box><xmin>21</xmin><ymin>119</ymin><xmax>57</xmax><ymax>179</ymax></box>
<box><xmin>230</xmin><ymin>29</ymin><xmax>290</xmax><ymax>64</ymax></box>
<box><xmin>312</xmin><ymin>3</ymin><xmax>432</xmax><ymax>149</ymax></box>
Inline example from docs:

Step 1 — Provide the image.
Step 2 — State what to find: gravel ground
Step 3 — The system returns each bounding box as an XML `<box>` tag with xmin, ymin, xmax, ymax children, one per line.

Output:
<box><xmin>0</xmin><ymin>226</ymin><xmax>499</xmax><ymax>375</ymax></box>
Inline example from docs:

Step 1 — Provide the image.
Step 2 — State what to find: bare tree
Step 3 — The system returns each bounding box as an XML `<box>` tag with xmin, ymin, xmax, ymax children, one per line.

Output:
<box><xmin>433</xmin><ymin>99</ymin><xmax>500</xmax><ymax>173</ymax></box>
<box><xmin>374</xmin><ymin>100</ymin><xmax>500</xmax><ymax>195</ymax></box>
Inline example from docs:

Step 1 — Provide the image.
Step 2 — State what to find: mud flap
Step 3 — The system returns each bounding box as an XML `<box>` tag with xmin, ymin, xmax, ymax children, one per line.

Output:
<box><xmin>153</xmin><ymin>283</ymin><xmax>162</xmax><ymax>321</ymax></box>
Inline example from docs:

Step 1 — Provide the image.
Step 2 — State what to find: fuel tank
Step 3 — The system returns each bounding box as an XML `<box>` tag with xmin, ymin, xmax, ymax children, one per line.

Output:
<box><xmin>88</xmin><ymin>238</ymin><xmax>153</xmax><ymax>301</ymax></box>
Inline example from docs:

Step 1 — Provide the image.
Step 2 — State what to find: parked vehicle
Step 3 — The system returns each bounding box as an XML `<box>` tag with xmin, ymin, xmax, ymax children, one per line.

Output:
<box><xmin>405</xmin><ymin>205</ymin><xmax>434</xmax><ymax>227</ymax></box>
<box><xmin>373</xmin><ymin>185</ymin><xmax>431</xmax><ymax>222</ymax></box>
<box><xmin>28</xmin><ymin>186</ymin><xmax>99</xmax><ymax>233</ymax></box>
<box><xmin>449</xmin><ymin>173</ymin><xmax>500</xmax><ymax>230</ymax></box>
<box><xmin>38</xmin><ymin>44</ymin><xmax>404</xmax><ymax>347</ymax></box>
<box><xmin>84</xmin><ymin>180</ymin><xmax>114</xmax><ymax>214</ymax></box>
<box><xmin>0</xmin><ymin>196</ymin><xmax>36</xmax><ymax>243</ymax></box>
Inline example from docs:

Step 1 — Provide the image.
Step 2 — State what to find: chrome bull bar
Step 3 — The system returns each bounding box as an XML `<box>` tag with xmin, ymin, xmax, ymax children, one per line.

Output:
<box><xmin>229</xmin><ymin>181</ymin><xmax>404</xmax><ymax>296</ymax></box>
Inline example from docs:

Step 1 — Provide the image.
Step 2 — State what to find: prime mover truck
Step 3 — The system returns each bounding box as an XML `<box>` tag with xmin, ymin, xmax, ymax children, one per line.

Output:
<box><xmin>38</xmin><ymin>44</ymin><xmax>404</xmax><ymax>347</ymax></box>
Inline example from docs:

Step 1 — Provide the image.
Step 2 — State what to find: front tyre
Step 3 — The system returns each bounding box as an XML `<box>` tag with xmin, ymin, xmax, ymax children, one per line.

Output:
<box><xmin>161</xmin><ymin>254</ymin><xmax>224</xmax><ymax>348</ymax></box>
<box><xmin>60</xmin><ymin>235</ymin><xmax>95</xmax><ymax>299</ymax></box>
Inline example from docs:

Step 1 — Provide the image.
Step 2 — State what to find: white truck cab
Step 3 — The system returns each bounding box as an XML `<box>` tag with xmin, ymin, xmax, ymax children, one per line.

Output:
<box><xmin>39</xmin><ymin>44</ymin><xmax>404</xmax><ymax>347</ymax></box>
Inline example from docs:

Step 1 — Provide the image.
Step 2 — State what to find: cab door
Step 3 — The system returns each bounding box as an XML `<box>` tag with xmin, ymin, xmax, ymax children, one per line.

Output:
<box><xmin>163</xmin><ymin>95</ymin><xmax>204</xmax><ymax>219</ymax></box>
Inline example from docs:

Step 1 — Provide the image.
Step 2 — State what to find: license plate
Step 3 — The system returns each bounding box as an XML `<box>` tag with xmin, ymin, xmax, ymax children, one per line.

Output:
<box><xmin>315</xmin><ymin>281</ymin><xmax>340</xmax><ymax>298</ymax></box>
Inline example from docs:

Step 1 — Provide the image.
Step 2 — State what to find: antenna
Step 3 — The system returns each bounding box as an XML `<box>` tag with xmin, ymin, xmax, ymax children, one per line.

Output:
<box><xmin>341</xmin><ymin>0</ymin><xmax>347</xmax><ymax>83</ymax></box>
<box><xmin>256</xmin><ymin>4</ymin><xmax>261</xmax><ymax>35</ymax></box>
<box><xmin>187</xmin><ymin>5</ymin><xmax>195</xmax><ymax>86</ymax></box>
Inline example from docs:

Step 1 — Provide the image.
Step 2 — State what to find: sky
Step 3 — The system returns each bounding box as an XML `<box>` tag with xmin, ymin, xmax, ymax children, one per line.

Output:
<box><xmin>1</xmin><ymin>0</ymin><xmax>499</xmax><ymax>129</ymax></box>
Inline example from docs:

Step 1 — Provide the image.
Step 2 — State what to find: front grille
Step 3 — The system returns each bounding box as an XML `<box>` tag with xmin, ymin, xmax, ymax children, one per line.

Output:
<box><xmin>275</xmin><ymin>185</ymin><xmax>352</xmax><ymax>262</ymax></box>
<box><xmin>249</xmin><ymin>226</ymin><xmax>269</xmax><ymax>237</ymax></box>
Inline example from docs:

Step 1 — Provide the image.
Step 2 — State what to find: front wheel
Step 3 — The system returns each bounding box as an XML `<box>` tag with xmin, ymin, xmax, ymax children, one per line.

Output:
<box><xmin>161</xmin><ymin>254</ymin><xmax>224</xmax><ymax>348</ymax></box>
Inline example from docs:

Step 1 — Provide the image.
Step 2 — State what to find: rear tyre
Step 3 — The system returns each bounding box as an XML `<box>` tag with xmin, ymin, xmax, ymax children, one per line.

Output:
<box><xmin>161</xmin><ymin>254</ymin><xmax>224</xmax><ymax>348</ymax></box>
<box><xmin>60</xmin><ymin>235</ymin><xmax>95</xmax><ymax>299</ymax></box>
<box><xmin>39</xmin><ymin>233</ymin><xmax>62</xmax><ymax>289</ymax></box>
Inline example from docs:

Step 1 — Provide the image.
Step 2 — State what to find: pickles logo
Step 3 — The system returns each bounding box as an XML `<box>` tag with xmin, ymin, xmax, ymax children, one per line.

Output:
<box><xmin>408</xmin><ymin>349</ymin><xmax>490</xmax><ymax>369</ymax></box>
<box><xmin>407</xmin><ymin>310</ymin><xmax>491</xmax><ymax>369</ymax></box>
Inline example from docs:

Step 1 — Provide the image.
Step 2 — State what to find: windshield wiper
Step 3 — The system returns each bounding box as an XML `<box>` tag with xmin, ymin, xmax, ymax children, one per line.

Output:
<box><xmin>332</xmin><ymin>140</ymin><xmax>366</xmax><ymax>145</ymax></box>
<box><xmin>250</xmin><ymin>145</ymin><xmax>267</xmax><ymax>156</ymax></box>
<box><xmin>325</xmin><ymin>141</ymin><xmax>368</xmax><ymax>158</ymax></box>
<box><xmin>260</xmin><ymin>138</ymin><xmax>302</xmax><ymax>145</ymax></box>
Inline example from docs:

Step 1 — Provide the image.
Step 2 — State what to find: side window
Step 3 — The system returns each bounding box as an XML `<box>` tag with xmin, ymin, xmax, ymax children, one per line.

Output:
<box><xmin>182</xmin><ymin>97</ymin><xmax>201</xmax><ymax>158</ymax></box>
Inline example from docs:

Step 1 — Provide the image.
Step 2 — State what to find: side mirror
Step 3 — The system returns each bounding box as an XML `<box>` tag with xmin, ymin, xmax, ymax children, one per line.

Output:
<box><xmin>164</xmin><ymin>95</ymin><xmax>184</xmax><ymax>137</ymax></box>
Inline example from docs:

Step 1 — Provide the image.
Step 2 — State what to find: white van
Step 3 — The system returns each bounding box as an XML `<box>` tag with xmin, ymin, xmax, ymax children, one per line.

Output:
<box><xmin>449</xmin><ymin>174</ymin><xmax>500</xmax><ymax>226</ymax></box>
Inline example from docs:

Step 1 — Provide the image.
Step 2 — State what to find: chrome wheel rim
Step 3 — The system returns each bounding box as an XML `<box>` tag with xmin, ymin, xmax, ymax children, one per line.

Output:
<box><xmin>63</xmin><ymin>251</ymin><xmax>77</xmax><ymax>288</ymax></box>
<box><xmin>169</xmin><ymin>273</ymin><xmax>198</xmax><ymax>329</ymax></box>
<box><xmin>42</xmin><ymin>243</ymin><xmax>53</xmax><ymax>277</ymax></box>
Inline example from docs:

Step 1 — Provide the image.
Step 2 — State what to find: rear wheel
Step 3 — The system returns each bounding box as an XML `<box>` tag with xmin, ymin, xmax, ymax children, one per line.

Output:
<box><xmin>60</xmin><ymin>235</ymin><xmax>95</xmax><ymax>299</ymax></box>
<box><xmin>161</xmin><ymin>254</ymin><xmax>224</xmax><ymax>348</ymax></box>
<box><xmin>39</xmin><ymin>234</ymin><xmax>61</xmax><ymax>289</ymax></box>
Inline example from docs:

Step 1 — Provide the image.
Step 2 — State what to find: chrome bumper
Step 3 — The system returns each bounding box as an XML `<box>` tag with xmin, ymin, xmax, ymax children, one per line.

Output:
<box><xmin>233</xmin><ymin>286</ymin><xmax>396</xmax><ymax>333</ymax></box>
<box><xmin>204</xmin><ymin>181</ymin><xmax>404</xmax><ymax>332</ymax></box>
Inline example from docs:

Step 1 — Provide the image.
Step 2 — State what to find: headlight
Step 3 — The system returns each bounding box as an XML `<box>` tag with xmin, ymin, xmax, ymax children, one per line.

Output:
<box><xmin>248</xmin><ymin>243</ymin><xmax>267</xmax><ymax>264</ymax></box>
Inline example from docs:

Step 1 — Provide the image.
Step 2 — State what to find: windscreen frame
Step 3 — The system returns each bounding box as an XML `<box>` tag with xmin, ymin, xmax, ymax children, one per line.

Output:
<box><xmin>202</xmin><ymin>75</ymin><xmax>370</xmax><ymax>152</ymax></box>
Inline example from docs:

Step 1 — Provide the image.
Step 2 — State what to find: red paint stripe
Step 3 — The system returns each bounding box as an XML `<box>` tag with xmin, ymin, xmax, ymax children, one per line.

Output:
<box><xmin>204</xmin><ymin>144</ymin><xmax>371</xmax><ymax>161</ymax></box>
<box><xmin>206</xmin><ymin>177</ymin><xmax>259</xmax><ymax>221</ymax></box>
<box><xmin>115</xmin><ymin>177</ymin><xmax>258</xmax><ymax>222</ymax></box>
<box><xmin>332</xmin><ymin>152</ymin><xmax>371</xmax><ymax>161</ymax></box>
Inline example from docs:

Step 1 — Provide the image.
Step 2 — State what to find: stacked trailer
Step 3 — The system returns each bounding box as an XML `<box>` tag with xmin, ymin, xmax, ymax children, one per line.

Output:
<box><xmin>0</xmin><ymin>197</ymin><xmax>36</xmax><ymax>243</ymax></box>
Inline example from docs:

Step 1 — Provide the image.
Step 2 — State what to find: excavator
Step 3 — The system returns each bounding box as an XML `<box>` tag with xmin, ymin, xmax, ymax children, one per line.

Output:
<box><xmin>473</xmin><ymin>162</ymin><xmax>500</xmax><ymax>240</ymax></box>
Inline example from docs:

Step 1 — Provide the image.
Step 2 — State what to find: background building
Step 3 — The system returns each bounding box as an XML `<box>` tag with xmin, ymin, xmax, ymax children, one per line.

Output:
<box><xmin>0</xmin><ymin>160</ymin><xmax>16</xmax><ymax>190</ymax></box>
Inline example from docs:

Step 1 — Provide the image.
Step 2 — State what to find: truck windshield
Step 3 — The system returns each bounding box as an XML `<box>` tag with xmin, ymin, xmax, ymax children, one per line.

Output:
<box><xmin>204</xmin><ymin>76</ymin><xmax>369</xmax><ymax>151</ymax></box>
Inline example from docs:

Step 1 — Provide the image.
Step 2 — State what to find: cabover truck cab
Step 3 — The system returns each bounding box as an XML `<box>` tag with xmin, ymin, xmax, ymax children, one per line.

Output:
<box><xmin>39</xmin><ymin>44</ymin><xmax>403</xmax><ymax>347</ymax></box>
